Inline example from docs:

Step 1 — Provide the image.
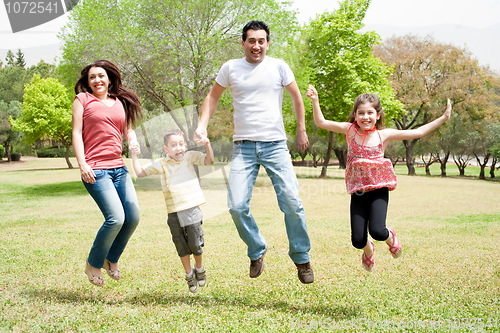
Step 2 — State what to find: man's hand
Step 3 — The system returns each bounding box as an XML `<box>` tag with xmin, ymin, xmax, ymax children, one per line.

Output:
<box><xmin>296</xmin><ymin>130</ymin><xmax>309</xmax><ymax>151</ymax></box>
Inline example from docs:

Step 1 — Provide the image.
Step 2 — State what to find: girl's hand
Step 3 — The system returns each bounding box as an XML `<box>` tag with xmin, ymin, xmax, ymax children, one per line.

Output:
<box><xmin>443</xmin><ymin>98</ymin><xmax>452</xmax><ymax>121</ymax></box>
<box><xmin>306</xmin><ymin>85</ymin><xmax>318</xmax><ymax>101</ymax></box>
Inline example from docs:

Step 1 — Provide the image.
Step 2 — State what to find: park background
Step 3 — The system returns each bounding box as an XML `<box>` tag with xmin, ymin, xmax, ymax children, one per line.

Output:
<box><xmin>1</xmin><ymin>0</ymin><xmax>500</xmax><ymax>331</ymax></box>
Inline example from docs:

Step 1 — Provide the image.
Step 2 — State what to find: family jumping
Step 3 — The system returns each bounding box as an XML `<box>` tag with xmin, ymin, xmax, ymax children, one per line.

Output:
<box><xmin>72</xmin><ymin>20</ymin><xmax>452</xmax><ymax>292</ymax></box>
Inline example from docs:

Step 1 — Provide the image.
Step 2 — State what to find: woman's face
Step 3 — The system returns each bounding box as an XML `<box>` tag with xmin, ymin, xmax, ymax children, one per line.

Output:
<box><xmin>88</xmin><ymin>67</ymin><xmax>110</xmax><ymax>97</ymax></box>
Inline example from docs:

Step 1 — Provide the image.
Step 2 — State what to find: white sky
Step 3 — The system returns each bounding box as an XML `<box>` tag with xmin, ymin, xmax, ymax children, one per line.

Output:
<box><xmin>0</xmin><ymin>0</ymin><xmax>499</xmax><ymax>48</ymax></box>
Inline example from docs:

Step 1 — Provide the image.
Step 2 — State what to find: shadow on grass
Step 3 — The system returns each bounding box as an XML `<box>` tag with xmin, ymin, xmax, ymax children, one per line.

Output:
<box><xmin>23</xmin><ymin>288</ymin><xmax>362</xmax><ymax>321</ymax></box>
<box><xmin>20</xmin><ymin>181</ymin><xmax>88</xmax><ymax>197</ymax></box>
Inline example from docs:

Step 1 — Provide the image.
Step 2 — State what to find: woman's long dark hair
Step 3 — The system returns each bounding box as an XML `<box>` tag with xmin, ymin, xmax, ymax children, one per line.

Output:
<box><xmin>75</xmin><ymin>60</ymin><xmax>142</xmax><ymax>126</ymax></box>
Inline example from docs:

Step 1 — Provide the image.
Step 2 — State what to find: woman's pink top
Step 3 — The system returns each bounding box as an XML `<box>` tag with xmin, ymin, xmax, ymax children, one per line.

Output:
<box><xmin>76</xmin><ymin>92</ymin><xmax>126</xmax><ymax>169</ymax></box>
<box><xmin>345</xmin><ymin>129</ymin><xmax>397</xmax><ymax>194</ymax></box>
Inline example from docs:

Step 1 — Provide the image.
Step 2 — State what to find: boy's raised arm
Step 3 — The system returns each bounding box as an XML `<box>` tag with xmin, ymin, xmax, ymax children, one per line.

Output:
<box><xmin>131</xmin><ymin>150</ymin><xmax>147</xmax><ymax>178</ymax></box>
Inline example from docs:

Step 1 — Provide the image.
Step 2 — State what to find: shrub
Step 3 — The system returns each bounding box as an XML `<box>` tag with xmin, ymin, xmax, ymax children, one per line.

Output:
<box><xmin>37</xmin><ymin>147</ymin><xmax>74</xmax><ymax>158</ymax></box>
<box><xmin>11</xmin><ymin>153</ymin><xmax>21</xmax><ymax>161</ymax></box>
<box><xmin>0</xmin><ymin>145</ymin><xmax>4</xmax><ymax>159</ymax></box>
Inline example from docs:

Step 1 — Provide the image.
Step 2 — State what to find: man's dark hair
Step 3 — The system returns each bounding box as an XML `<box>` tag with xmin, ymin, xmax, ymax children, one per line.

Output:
<box><xmin>242</xmin><ymin>20</ymin><xmax>270</xmax><ymax>42</ymax></box>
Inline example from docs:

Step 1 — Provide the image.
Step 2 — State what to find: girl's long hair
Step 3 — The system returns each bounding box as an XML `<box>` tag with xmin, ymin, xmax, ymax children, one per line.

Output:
<box><xmin>75</xmin><ymin>60</ymin><xmax>142</xmax><ymax>126</ymax></box>
<box><xmin>347</xmin><ymin>93</ymin><xmax>385</xmax><ymax>130</ymax></box>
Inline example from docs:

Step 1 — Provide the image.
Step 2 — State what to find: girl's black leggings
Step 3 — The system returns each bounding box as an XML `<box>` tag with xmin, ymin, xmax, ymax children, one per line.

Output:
<box><xmin>350</xmin><ymin>187</ymin><xmax>390</xmax><ymax>249</ymax></box>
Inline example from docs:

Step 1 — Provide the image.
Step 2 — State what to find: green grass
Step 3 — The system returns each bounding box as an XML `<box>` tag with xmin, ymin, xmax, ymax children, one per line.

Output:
<box><xmin>1</xmin><ymin>157</ymin><xmax>499</xmax><ymax>332</ymax></box>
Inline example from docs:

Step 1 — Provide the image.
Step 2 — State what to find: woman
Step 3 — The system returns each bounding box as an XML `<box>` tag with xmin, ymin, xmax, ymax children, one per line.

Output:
<box><xmin>72</xmin><ymin>60</ymin><xmax>142</xmax><ymax>287</ymax></box>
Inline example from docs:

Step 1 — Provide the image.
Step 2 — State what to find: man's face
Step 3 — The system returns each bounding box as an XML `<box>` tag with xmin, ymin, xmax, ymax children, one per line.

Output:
<box><xmin>241</xmin><ymin>29</ymin><xmax>269</xmax><ymax>64</ymax></box>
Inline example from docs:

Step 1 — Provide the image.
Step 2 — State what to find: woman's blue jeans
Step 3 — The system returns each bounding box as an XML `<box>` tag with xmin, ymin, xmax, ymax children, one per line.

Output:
<box><xmin>83</xmin><ymin>166</ymin><xmax>140</xmax><ymax>269</ymax></box>
<box><xmin>228</xmin><ymin>140</ymin><xmax>311</xmax><ymax>264</ymax></box>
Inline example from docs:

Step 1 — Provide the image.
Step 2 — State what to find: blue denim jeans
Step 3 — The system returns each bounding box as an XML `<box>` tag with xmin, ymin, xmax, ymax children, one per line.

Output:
<box><xmin>83</xmin><ymin>166</ymin><xmax>140</xmax><ymax>268</ymax></box>
<box><xmin>228</xmin><ymin>140</ymin><xmax>311</xmax><ymax>264</ymax></box>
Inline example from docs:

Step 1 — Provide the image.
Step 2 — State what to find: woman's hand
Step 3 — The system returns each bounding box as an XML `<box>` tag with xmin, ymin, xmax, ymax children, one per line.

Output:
<box><xmin>80</xmin><ymin>162</ymin><xmax>96</xmax><ymax>184</ymax></box>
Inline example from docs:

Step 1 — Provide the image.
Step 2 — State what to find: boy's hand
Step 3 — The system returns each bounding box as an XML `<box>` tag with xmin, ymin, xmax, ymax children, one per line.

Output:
<box><xmin>194</xmin><ymin>127</ymin><xmax>209</xmax><ymax>145</ymax></box>
<box><xmin>306</xmin><ymin>85</ymin><xmax>318</xmax><ymax>101</ymax></box>
<box><xmin>129</xmin><ymin>139</ymin><xmax>141</xmax><ymax>155</ymax></box>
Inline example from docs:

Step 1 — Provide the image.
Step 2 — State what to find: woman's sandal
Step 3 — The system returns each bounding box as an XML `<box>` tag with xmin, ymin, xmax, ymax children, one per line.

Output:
<box><xmin>361</xmin><ymin>239</ymin><xmax>375</xmax><ymax>272</ymax></box>
<box><xmin>103</xmin><ymin>259</ymin><xmax>121</xmax><ymax>281</ymax></box>
<box><xmin>387</xmin><ymin>227</ymin><xmax>402</xmax><ymax>259</ymax></box>
<box><xmin>85</xmin><ymin>260</ymin><xmax>104</xmax><ymax>287</ymax></box>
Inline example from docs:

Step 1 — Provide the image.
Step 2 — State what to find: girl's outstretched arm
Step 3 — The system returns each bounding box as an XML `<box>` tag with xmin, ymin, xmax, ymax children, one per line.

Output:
<box><xmin>383</xmin><ymin>99</ymin><xmax>452</xmax><ymax>142</ymax></box>
<box><xmin>306</xmin><ymin>85</ymin><xmax>351</xmax><ymax>134</ymax></box>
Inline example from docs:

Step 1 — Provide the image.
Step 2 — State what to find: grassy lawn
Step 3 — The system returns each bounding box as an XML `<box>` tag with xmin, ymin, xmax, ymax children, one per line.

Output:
<box><xmin>1</xmin><ymin>157</ymin><xmax>499</xmax><ymax>332</ymax></box>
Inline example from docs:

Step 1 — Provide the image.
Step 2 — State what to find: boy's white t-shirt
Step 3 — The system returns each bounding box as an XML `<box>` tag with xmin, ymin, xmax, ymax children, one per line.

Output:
<box><xmin>216</xmin><ymin>56</ymin><xmax>295</xmax><ymax>142</ymax></box>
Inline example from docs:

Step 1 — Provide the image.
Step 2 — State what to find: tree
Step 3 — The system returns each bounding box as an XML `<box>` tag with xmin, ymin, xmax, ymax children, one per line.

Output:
<box><xmin>0</xmin><ymin>66</ymin><xmax>30</xmax><ymax>103</ymax></box>
<box><xmin>59</xmin><ymin>0</ymin><xmax>299</xmax><ymax>150</ymax></box>
<box><xmin>11</xmin><ymin>75</ymin><xmax>73</xmax><ymax>168</ymax></box>
<box><xmin>373</xmin><ymin>35</ymin><xmax>498</xmax><ymax>175</ymax></box>
<box><xmin>15</xmin><ymin>49</ymin><xmax>26</xmax><ymax>68</ymax></box>
<box><xmin>304</xmin><ymin>0</ymin><xmax>403</xmax><ymax>177</ymax></box>
<box><xmin>5</xmin><ymin>50</ymin><xmax>15</xmax><ymax>66</ymax></box>
<box><xmin>0</xmin><ymin>100</ymin><xmax>23</xmax><ymax>162</ymax></box>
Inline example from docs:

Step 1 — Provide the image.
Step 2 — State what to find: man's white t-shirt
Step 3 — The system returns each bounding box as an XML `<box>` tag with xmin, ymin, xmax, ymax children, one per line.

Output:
<box><xmin>215</xmin><ymin>56</ymin><xmax>295</xmax><ymax>142</ymax></box>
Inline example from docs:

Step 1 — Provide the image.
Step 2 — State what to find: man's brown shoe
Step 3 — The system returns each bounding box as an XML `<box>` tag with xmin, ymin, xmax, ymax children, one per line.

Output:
<box><xmin>295</xmin><ymin>262</ymin><xmax>314</xmax><ymax>284</ymax></box>
<box><xmin>249</xmin><ymin>248</ymin><xmax>267</xmax><ymax>278</ymax></box>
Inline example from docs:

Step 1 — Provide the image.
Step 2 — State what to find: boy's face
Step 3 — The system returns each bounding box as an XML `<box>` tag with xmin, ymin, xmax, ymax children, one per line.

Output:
<box><xmin>164</xmin><ymin>134</ymin><xmax>186</xmax><ymax>161</ymax></box>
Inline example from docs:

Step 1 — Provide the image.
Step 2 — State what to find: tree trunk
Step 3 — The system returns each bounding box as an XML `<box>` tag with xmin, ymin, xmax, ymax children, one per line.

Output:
<box><xmin>320</xmin><ymin>131</ymin><xmax>334</xmax><ymax>178</ymax></box>
<box><xmin>334</xmin><ymin>146</ymin><xmax>347</xmax><ymax>169</ymax></box>
<box><xmin>140</xmin><ymin>123</ymin><xmax>152</xmax><ymax>159</ymax></box>
<box><xmin>475</xmin><ymin>153</ymin><xmax>489</xmax><ymax>180</ymax></box>
<box><xmin>63</xmin><ymin>141</ymin><xmax>73</xmax><ymax>169</ymax></box>
<box><xmin>439</xmin><ymin>152</ymin><xmax>450</xmax><ymax>177</ymax></box>
<box><xmin>404</xmin><ymin>141</ymin><xmax>415</xmax><ymax>175</ymax></box>
<box><xmin>490</xmin><ymin>157</ymin><xmax>497</xmax><ymax>179</ymax></box>
<box><xmin>5</xmin><ymin>143</ymin><xmax>11</xmax><ymax>162</ymax></box>
<box><xmin>425</xmin><ymin>164</ymin><xmax>431</xmax><ymax>176</ymax></box>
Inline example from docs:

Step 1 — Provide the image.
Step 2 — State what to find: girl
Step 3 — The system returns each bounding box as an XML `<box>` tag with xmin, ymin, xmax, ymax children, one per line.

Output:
<box><xmin>73</xmin><ymin>60</ymin><xmax>143</xmax><ymax>286</ymax></box>
<box><xmin>306</xmin><ymin>85</ymin><xmax>451</xmax><ymax>272</ymax></box>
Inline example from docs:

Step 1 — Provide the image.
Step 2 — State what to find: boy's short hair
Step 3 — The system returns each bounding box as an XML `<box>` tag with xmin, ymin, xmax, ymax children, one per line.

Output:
<box><xmin>163</xmin><ymin>129</ymin><xmax>185</xmax><ymax>146</ymax></box>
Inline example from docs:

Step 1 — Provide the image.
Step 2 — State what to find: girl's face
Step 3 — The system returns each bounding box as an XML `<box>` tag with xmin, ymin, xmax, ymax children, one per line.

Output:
<box><xmin>88</xmin><ymin>67</ymin><xmax>110</xmax><ymax>97</ymax></box>
<box><xmin>164</xmin><ymin>134</ymin><xmax>186</xmax><ymax>161</ymax></box>
<box><xmin>355</xmin><ymin>103</ymin><xmax>380</xmax><ymax>132</ymax></box>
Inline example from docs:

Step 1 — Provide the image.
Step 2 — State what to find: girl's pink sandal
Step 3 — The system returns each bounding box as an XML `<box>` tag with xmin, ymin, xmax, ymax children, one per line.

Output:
<box><xmin>387</xmin><ymin>227</ymin><xmax>402</xmax><ymax>259</ymax></box>
<box><xmin>361</xmin><ymin>239</ymin><xmax>375</xmax><ymax>272</ymax></box>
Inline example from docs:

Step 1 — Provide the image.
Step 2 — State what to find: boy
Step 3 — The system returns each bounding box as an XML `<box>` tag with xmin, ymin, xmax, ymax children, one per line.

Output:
<box><xmin>131</xmin><ymin>129</ymin><xmax>214</xmax><ymax>293</ymax></box>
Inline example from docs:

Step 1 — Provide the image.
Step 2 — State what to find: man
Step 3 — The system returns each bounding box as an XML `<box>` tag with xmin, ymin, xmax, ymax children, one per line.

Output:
<box><xmin>194</xmin><ymin>20</ymin><xmax>313</xmax><ymax>284</ymax></box>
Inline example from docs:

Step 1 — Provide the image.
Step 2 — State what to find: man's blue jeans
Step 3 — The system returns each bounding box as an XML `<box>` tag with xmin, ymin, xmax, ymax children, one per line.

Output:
<box><xmin>83</xmin><ymin>166</ymin><xmax>140</xmax><ymax>268</ymax></box>
<box><xmin>227</xmin><ymin>140</ymin><xmax>311</xmax><ymax>264</ymax></box>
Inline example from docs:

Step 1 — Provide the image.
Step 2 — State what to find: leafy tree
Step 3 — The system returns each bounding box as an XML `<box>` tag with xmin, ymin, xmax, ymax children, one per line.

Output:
<box><xmin>59</xmin><ymin>0</ymin><xmax>299</xmax><ymax>150</ymax></box>
<box><xmin>28</xmin><ymin>60</ymin><xmax>57</xmax><ymax>79</ymax></box>
<box><xmin>5</xmin><ymin>50</ymin><xmax>15</xmax><ymax>66</ymax></box>
<box><xmin>0</xmin><ymin>66</ymin><xmax>29</xmax><ymax>103</ymax></box>
<box><xmin>304</xmin><ymin>0</ymin><xmax>403</xmax><ymax>177</ymax></box>
<box><xmin>373</xmin><ymin>35</ymin><xmax>499</xmax><ymax>175</ymax></box>
<box><xmin>0</xmin><ymin>100</ymin><xmax>22</xmax><ymax>161</ymax></box>
<box><xmin>11</xmin><ymin>75</ymin><xmax>73</xmax><ymax>168</ymax></box>
<box><xmin>15</xmin><ymin>49</ymin><xmax>26</xmax><ymax>68</ymax></box>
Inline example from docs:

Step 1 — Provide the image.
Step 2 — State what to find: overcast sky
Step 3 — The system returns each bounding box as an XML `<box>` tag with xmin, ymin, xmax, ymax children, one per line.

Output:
<box><xmin>1</xmin><ymin>0</ymin><xmax>499</xmax><ymax>49</ymax></box>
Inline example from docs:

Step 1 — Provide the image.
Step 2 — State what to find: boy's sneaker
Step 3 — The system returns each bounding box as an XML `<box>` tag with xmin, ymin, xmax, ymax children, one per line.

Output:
<box><xmin>185</xmin><ymin>273</ymin><xmax>198</xmax><ymax>293</ymax></box>
<box><xmin>295</xmin><ymin>262</ymin><xmax>314</xmax><ymax>284</ymax></box>
<box><xmin>195</xmin><ymin>268</ymin><xmax>207</xmax><ymax>287</ymax></box>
